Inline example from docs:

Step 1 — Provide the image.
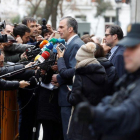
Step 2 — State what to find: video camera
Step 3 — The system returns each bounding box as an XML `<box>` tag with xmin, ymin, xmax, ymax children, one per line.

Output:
<box><xmin>0</xmin><ymin>20</ymin><xmax>8</xmax><ymax>43</ymax></box>
<box><xmin>41</xmin><ymin>18</ymin><xmax>49</xmax><ymax>37</ymax></box>
<box><xmin>26</xmin><ymin>47</ymin><xmax>41</xmax><ymax>61</ymax></box>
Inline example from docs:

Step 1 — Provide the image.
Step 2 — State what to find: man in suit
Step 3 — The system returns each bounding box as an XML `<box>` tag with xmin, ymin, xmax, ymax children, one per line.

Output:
<box><xmin>51</xmin><ymin>16</ymin><xmax>84</xmax><ymax>140</ymax></box>
<box><xmin>105</xmin><ymin>25</ymin><xmax>125</xmax><ymax>77</ymax></box>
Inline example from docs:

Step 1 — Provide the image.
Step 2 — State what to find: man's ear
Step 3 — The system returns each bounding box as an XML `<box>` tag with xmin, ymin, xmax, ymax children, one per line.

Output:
<box><xmin>68</xmin><ymin>27</ymin><xmax>73</xmax><ymax>33</ymax></box>
<box><xmin>113</xmin><ymin>34</ymin><xmax>118</xmax><ymax>40</ymax></box>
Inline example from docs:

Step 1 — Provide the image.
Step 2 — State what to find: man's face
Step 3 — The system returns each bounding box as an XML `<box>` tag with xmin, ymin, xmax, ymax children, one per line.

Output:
<box><xmin>58</xmin><ymin>19</ymin><xmax>70</xmax><ymax>41</ymax></box>
<box><xmin>4</xmin><ymin>25</ymin><xmax>14</xmax><ymax>35</ymax></box>
<box><xmin>0</xmin><ymin>54</ymin><xmax>4</xmax><ymax>67</ymax></box>
<box><xmin>37</xmin><ymin>24</ymin><xmax>42</xmax><ymax>35</ymax></box>
<box><xmin>27</xmin><ymin>22</ymin><xmax>38</xmax><ymax>37</ymax></box>
<box><xmin>21</xmin><ymin>32</ymin><xmax>30</xmax><ymax>44</ymax></box>
<box><xmin>104</xmin><ymin>28</ymin><xmax>114</xmax><ymax>47</ymax></box>
<box><xmin>124</xmin><ymin>44</ymin><xmax>140</xmax><ymax>73</ymax></box>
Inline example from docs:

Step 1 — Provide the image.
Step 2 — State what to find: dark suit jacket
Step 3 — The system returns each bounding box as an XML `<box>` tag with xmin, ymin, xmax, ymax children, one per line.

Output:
<box><xmin>110</xmin><ymin>45</ymin><xmax>126</xmax><ymax>78</ymax></box>
<box><xmin>57</xmin><ymin>35</ymin><xmax>84</xmax><ymax>106</ymax></box>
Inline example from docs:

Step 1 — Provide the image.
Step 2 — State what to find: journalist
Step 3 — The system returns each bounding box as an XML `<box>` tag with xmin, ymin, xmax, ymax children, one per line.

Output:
<box><xmin>13</xmin><ymin>24</ymin><xmax>31</xmax><ymax>44</ymax></box>
<box><xmin>3</xmin><ymin>35</ymin><xmax>33</xmax><ymax>63</ymax></box>
<box><xmin>22</xmin><ymin>17</ymin><xmax>43</xmax><ymax>46</ymax></box>
<box><xmin>36</xmin><ymin>61</ymin><xmax>62</xmax><ymax>140</ymax></box>
<box><xmin>75</xmin><ymin>23</ymin><xmax>140</xmax><ymax>140</ymax></box>
<box><xmin>0</xmin><ymin>52</ymin><xmax>31</xmax><ymax>89</ymax></box>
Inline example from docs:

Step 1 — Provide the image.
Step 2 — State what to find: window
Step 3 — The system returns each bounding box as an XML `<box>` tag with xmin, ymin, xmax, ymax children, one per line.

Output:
<box><xmin>105</xmin><ymin>17</ymin><xmax>110</xmax><ymax>22</ymax></box>
<box><xmin>104</xmin><ymin>16</ymin><xmax>116</xmax><ymax>23</ymax></box>
<box><xmin>112</xmin><ymin>17</ymin><xmax>116</xmax><ymax>22</ymax></box>
<box><xmin>75</xmin><ymin>15</ymin><xmax>86</xmax><ymax>21</ymax></box>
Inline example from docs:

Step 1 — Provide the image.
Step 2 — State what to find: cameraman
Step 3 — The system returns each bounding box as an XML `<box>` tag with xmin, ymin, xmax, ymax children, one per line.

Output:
<box><xmin>3</xmin><ymin>35</ymin><xmax>33</xmax><ymax>63</ymax></box>
<box><xmin>35</xmin><ymin>61</ymin><xmax>62</xmax><ymax>140</ymax></box>
<box><xmin>0</xmin><ymin>52</ymin><xmax>31</xmax><ymax>90</ymax></box>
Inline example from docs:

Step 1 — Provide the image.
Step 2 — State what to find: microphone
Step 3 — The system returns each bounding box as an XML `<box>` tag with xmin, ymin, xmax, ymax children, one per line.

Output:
<box><xmin>34</xmin><ymin>54</ymin><xmax>41</xmax><ymax>61</ymax></box>
<box><xmin>43</xmin><ymin>42</ymin><xmax>53</xmax><ymax>50</ymax></box>
<box><xmin>57</xmin><ymin>38</ymin><xmax>65</xmax><ymax>44</ymax></box>
<box><xmin>53</xmin><ymin>45</ymin><xmax>58</xmax><ymax>63</ymax></box>
<box><xmin>35</xmin><ymin>51</ymin><xmax>50</xmax><ymax>64</ymax></box>
<box><xmin>40</xmin><ymin>47</ymin><xmax>50</xmax><ymax>55</ymax></box>
<box><xmin>49</xmin><ymin>38</ymin><xmax>58</xmax><ymax>45</ymax></box>
<box><xmin>49</xmin><ymin>38</ymin><xmax>65</xmax><ymax>45</ymax></box>
<box><xmin>40</xmin><ymin>40</ymin><xmax>49</xmax><ymax>49</ymax></box>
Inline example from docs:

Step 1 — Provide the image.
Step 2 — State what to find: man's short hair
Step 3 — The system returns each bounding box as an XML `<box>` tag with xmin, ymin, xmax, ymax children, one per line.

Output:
<box><xmin>13</xmin><ymin>24</ymin><xmax>30</xmax><ymax>37</ymax></box>
<box><xmin>22</xmin><ymin>17</ymin><xmax>37</xmax><ymax>26</ymax></box>
<box><xmin>106</xmin><ymin>25</ymin><xmax>123</xmax><ymax>40</ymax></box>
<box><xmin>60</xmin><ymin>16</ymin><xmax>78</xmax><ymax>34</ymax></box>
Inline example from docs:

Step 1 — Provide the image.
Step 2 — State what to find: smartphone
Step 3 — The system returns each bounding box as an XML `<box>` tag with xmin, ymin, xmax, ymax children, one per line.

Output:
<box><xmin>58</xmin><ymin>43</ymin><xmax>66</xmax><ymax>52</ymax></box>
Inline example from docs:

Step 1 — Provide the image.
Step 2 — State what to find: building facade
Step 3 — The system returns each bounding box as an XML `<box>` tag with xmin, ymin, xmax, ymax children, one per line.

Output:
<box><xmin>57</xmin><ymin>0</ymin><xmax>130</xmax><ymax>37</ymax></box>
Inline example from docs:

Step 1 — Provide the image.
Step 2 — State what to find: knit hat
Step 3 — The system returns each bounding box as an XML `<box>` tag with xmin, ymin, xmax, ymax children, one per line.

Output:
<box><xmin>76</xmin><ymin>42</ymin><xmax>96</xmax><ymax>62</ymax></box>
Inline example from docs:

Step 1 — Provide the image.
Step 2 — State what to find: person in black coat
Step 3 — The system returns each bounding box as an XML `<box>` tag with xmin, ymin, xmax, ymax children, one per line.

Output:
<box><xmin>67</xmin><ymin>42</ymin><xmax>107</xmax><ymax>140</ymax></box>
<box><xmin>36</xmin><ymin>62</ymin><xmax>62</xmax><ymax>140</ymax></box>
<box><xmin>95</xmin><ymin>44</ymin><xmax>118</xmax><ymax>95</ymax></box>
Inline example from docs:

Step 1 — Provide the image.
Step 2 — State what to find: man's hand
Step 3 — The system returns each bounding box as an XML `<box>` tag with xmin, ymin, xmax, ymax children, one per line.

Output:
<box><xmin>40</xmin><ymin>69</ymin><xmax>46</xmax><ymax>75</ymax></box>
<box><xmin>51</xmin><ymin>74</ymin><xmax>58</xmax><ymax>83</ymax></box>
<box><xmin>74</xmin><ymin>102</ymin><xmax>94</xmax><ymax>123</ymax></box>
<box><xmin>36</xmin><ymin>35</ymin><xmax>44</xmax><ymax>42</ymax></box>
<box><xmin>51</xmin><ymin>65</ymin><xmax>58</xmax><ymax>71</ymax></box>
<box><xmin>25</xmin><ymin>62</ymin><xmax>35</xmax><ymax>68</ymax></box>
<box><xmin>19</xmin><ymin>80</ymin><xmax>30</xmax><ymax>88</ymax></box>
<box><xmin>16</xmin><ymin>36</ymin><xmax>23</xmax><ymax>44</ymax></box>
<box><xmin>20</xmin><ymin>52</ymin><xmax>28</xmax><ymax>60</ymax></box>
<box><xmin>56</xmin><ymin>44</ymin><xmax>65</xmax><ymax>58</ymax></box>
<box><xmin>51</xmin><ymin>82</ymin><xmax>59</xmax><ymax>87</ymax></box>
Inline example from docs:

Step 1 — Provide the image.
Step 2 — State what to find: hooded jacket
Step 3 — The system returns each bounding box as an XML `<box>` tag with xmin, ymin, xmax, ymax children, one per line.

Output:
<box><xmin>98</xmin><ymin>57</ymin><xmax>119</xmax><ymax>95</ymax></box>
<box><xmin>67</xmin><ymin>63</ymin><xmax>107</xmax><ymax>140</ymax></box>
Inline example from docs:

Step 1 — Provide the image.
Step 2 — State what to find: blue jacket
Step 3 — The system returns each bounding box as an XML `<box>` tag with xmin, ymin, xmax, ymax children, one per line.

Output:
<box><xmin>57</xmin><ymin>35</ymin><xmax>84</xmax><ymax>106</ymax></box>
<box><xmin>92</xmin><ymin>69</ymin><xmax>140</xmax><ymax>140</ymax></box>
<box><xmin>110</xmin><ymin>45</ymin><xmax>126</xmax><ymax>78</ymax></box>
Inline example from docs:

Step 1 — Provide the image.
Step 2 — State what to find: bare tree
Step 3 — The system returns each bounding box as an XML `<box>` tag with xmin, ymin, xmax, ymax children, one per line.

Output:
<box><xmin>44</xmin><ymin>0</ymin><xmax>60</xmax><ymax>29</ymax></box>
<box><xmin>94</xmin><ymin>0</ymin><xmax>112</xmax><ymax>34</ymax></box>
<box><xmin>26</xmin><ymin>0</ymin><xmax>43</xmax><ymax>16</ymax></box>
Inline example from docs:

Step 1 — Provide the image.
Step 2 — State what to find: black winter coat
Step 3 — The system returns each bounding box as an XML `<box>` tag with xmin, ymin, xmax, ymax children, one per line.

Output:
<box><xmin>97</xmin><ymin>57</ymin><xmax>118</xmax><ymax>95</ymax></box>
<box><xmin>92</xmin><ymin>69</ymin><xmax>140</xmax><ymax>140</ymax></box>
<box><xmin>0</xmin><ymin>64</ymin><xmax>34</xmax><ymax>91</ymax></box>
<box><xmin>0</xmin><ymin>78</ymin><xmax>19</xmax><ymax>90</ymax></box>
<box><xmin>68</xmin><ymin>64</ymin><xmax>107</xmax><ymax>140</ymax></box>
<box><xmin>37</xmin><ymin>69</ymin><xmax>61</xmax><ymax>123</ymax></box>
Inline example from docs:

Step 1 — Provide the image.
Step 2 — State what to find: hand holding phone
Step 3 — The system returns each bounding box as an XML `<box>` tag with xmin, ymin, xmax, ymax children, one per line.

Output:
<box><xmin>56</xmin><ymin>43</ymin><xmax>66</xmax><ymax>58</ymax></box>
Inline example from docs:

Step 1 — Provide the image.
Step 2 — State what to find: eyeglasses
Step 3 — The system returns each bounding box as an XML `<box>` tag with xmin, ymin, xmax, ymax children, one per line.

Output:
<box><xmin>105</xmin><ymin>34</ymin><xmax>112</xmax><ymax>37</ymax></box>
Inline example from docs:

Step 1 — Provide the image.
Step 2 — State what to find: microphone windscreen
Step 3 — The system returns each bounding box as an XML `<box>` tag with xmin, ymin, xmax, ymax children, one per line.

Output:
<box><xmin>53</xmin><ymin>44</ymin><xmax>57</xmax><ymax>53</ymax></box>
<box><xmin>45</xmin><ymin>42</ymin><xmax>53</xmax><ymax>50</ymax></box>
<box><xmin>34</xmin><ymin>54</ymin><xmax>41</xmax><ymax>61</ymax></box>
<box><xmin>41</xmin><ymin>51</ymin><xmax>50</xmax><ymax>60</ymax></box>
<box><xmin>57</xmin><ymin>38</ymin><xmax>65</xmax><ymax>44</ymax></box>
<box><xmin>49</xmin><ymin>38</ymin><xmax>58</xmax><ymax>45</ymax></box>
<box><xmin>40</xmin><ymin>40</ymin><xmax>49</xmax><ymax>49</ymax></box>
<box><xmin>42</xmin><ymin>47</ymin><xmax>50</xmax><ymax>53</ymax></box>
